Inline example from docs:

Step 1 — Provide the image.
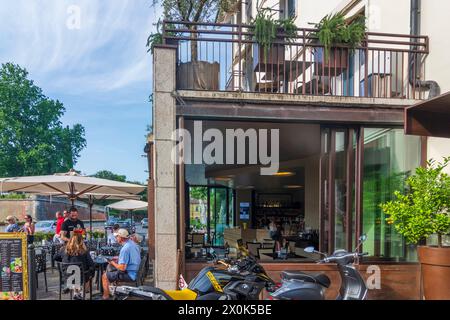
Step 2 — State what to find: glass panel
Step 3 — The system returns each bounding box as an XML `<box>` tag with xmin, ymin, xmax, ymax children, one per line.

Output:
<box><xmin>209</xmin><ymin>188</ymin><xmax>228</xmax><ymax>246</ymax></box>
<box><xmin>320</xmin><ymin>128</ymin><xmax>330</xmax><ymax>252</ymax></box>
<box><xmin>189</xmin><ymin>186</ymin><xmax>208</xmax><ymax>233</ymax></box>
<box><xmin>334</xmin><ymin>131</ymin><xmax>347</xmax><ymax>250</ymax></box>
<box><xmin>362</xmin><ymin>128</ymin><xmax>421</xmax><ymax>261</ymax></box>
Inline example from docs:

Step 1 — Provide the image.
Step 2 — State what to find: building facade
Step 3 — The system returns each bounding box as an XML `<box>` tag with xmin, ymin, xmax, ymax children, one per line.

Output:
<box><xmin>149</xmin><ymin>0</ymin><xmax>450</xmax><ymax>298</ymax></box>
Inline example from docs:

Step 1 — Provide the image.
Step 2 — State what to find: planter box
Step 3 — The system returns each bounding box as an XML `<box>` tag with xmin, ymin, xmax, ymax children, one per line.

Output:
<box><xmin>314</xmin><ymin>47</ymin><xmax>349</xmax><ymax>76</ymax></box>
<box><xmin>177</xmin><ymin>61</ymin><xmax>220</xmax><ymax>91</ymax></box>
<box><xmin>253</xmin><ymin>43</ymin><xmax>285</xmax><ymax>71</ymax></box>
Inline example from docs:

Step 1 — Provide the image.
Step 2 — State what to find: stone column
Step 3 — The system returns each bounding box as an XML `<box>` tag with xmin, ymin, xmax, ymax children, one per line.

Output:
<box><xmin>152</xmin><ymin>45</ymin><xmax>178</xmax><ymax>290</ymax></box>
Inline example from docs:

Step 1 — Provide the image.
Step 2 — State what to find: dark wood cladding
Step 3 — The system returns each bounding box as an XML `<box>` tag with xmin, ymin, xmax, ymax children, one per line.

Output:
<box><xmin>177</xmin><ymin>102</ymin><xmax>405</xmax><ymax>125</ymax></box>
<box><xmin>185</xmin><ymin>262</ymin><xmax>421</xmax><ymax>300</ymax></box>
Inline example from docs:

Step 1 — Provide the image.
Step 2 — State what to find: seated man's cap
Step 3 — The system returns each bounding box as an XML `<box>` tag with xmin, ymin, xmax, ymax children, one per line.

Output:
<box><xmin>114</xmin><ymin>228</ymin><xmax>129</xmax><ymax>238</ymax></box>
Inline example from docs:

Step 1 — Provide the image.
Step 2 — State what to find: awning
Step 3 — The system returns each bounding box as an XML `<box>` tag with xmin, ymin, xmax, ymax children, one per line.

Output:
<box><xmin>405</xmin><ymin>92</ymin><xmax>450</xmax><ymax>138</ymax></box>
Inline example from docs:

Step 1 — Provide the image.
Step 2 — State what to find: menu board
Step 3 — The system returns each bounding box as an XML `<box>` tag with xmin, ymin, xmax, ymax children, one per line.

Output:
<box><xmin>0</xmin><ymin>233</ymin><xmax>28</xmax><ymax>300</ymax></box>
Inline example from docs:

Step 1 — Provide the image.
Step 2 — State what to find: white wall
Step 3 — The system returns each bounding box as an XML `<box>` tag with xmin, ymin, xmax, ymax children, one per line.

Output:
<box><xmin>421</xmin><ymin>0</ymin><xmax>450</xmax><ymax>172</ymax></box>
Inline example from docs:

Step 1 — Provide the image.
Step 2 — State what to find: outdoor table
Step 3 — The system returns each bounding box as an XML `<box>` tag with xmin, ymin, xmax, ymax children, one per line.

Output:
<box><xmin>99</xmin><ymin>246</ymin><xmax>120</xmax><ymax>256</ymax></box>
<box><xmin>93</xmin><ymin>255</ymin><xmax>115</xmax><ymax>293</ymax></box>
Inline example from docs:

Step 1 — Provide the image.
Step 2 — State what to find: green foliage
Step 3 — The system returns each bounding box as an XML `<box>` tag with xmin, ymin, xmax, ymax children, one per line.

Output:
<box><xmin>252</xmin><ymin>9</ymin><xmax>298</xmax><ymax>57</ymax></box>
<box><xmin>312</xmin><ymin>13</ymin><xmax>366</xmax><ymax>60</ymax></box>
<box><xmin>92</xmin><ymin>170</ymin><xmax>127</xmax><ymax>182</ymax></box>
<box><xmin>33</xmin><ymin>231</ymin><xmax>54</xmax><ymax>243</ymax></box>
<box><xmin>87</xmin><ymin>230</ymin><xmax>105</xmax><ymax>240</ymax></box>
<box><xmin>146</xmin><ymin>31</ymin><xmax>163</xmax><ymax>53</ymax></box>
<box><xmin>0</xmin><ymin>193</ymin><xmax>27</xmax><ymax>200</ymax></box>
<box><xmin>190</xmin><ymin>186</ymin><xmax>207</xmax><ymax>200</ymax></box>
<box><xmin>380</xmin><ymin>157</ymin><xmax>450</xmax><ymax>247</ymax></box>
<box><xmin>253</xmin><ymin>9</ymin><xmax>277</xmax><ymax>56</ymax></box>
<box><xmin>148</xmin><ymin>1</ymin><xmax>224</xmax><ymax>54</ymax></box>
<box><xmin>0</xmin><ymin>63</ymin><xmax>86</xmax><ymax>177</ymax></box>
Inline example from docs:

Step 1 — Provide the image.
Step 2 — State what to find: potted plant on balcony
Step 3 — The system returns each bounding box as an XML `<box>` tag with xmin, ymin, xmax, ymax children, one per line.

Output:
<box><xmin>380</xmin><ymin>157</ymin><xmax>450</xmax><ymax>300</ymax></box>
<box><xmin>148</xmin><ymin>0</ymin><xmax>239</xmax><ymax>90</ymax></box>
<box><xmin>250</xmin><ymin>8</ymin><xmax>297</xmax><ymax>91</ymax></box>
<box><xmin>252</xmin><ymin>8</ymin><xmax>297</xmax><ymax>67</ymax></box>
<box><xmin>311</xmin><ymin>13</ymin><xmax>366</xmax><ymax>75</ymax></box>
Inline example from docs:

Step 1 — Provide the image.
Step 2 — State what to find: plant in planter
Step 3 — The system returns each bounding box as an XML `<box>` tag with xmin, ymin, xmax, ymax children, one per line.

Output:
<box><xmin>148</xmin><ymin>0</ymin><xmax>232</xmax><ymax>90</ymax></box>
<box><xmin>311</xmin><ymin>13</ymin><xmax>366</xmax><ymax>74</ymax></box>
<box><xmin>252</xmin><ymin>8</ymin><xmax>297</xmax><ymax>57</ymax></box>
<box><xmin>380</xmin><ymin>157</ymin><xmax>450</xmax><ymax>300</ymax></box>
<box><xmin>251</xmin><ymin>7</ymin><xmax>297</xmax><ymax>90</ymax></box>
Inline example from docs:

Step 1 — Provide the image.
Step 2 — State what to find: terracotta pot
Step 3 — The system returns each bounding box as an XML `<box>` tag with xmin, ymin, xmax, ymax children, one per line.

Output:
<box><xmin>177</xmin><ymin>61</ymin><xmax>220</xmax><ymax>90</ymax></box>
<box><xmin>417</xmin><ymin>246</ymin><xmax>450</xmax><ymax>300</ymax></box>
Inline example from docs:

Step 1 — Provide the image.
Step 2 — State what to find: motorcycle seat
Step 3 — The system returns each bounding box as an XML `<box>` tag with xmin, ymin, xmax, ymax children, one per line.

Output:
<box><xmin>280</xmin><ymin>271</ymin><xmax>331</xmax><ymax>288</ymax></box>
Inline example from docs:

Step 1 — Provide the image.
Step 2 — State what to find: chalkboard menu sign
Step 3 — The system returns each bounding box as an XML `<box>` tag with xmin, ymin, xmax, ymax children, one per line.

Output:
<box><xmin>0</xmin><ymin>233</ymin><xmax>28</xmax><ymax>300</ymax></box>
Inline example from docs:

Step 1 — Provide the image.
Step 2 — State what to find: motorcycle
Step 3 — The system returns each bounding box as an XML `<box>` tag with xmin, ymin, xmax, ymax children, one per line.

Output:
<box><xmin>269</xmin><ymin>235</ymin><xmax>369</xmax><ymax>300</ymax></box>
<box><xmin>113</xmin><ymin>235</ymin><xmax>369</xmax><ymax>300</ymax></box>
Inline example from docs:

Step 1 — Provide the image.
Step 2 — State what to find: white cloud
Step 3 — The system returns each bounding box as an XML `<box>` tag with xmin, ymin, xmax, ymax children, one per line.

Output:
<box><xmin>0</xmin><ymin>0</ymin><xmax>161</xmax><ymax>93</ymax></box>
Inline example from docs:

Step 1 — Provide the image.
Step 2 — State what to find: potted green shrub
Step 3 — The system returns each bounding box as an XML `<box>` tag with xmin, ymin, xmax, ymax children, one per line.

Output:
<box><xmin>380</xmin><ymin>157</ymin><xmax>450</xmax><ymax>300</ymax></box>
<box><xmin>311</xmin><ymin>13</ymin><xmax>366</xmax><ymax>75</ymax></box>
<box><xmin>251</xmin><ymin>8</ymin><xmax>297</xmax><ymax>90</ymax></box>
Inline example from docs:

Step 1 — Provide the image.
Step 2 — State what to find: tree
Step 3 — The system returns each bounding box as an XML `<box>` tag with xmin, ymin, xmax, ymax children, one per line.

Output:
<box><xmin>380</xmin><ymin>157</ymin><xmax>450</xmax><ymax>247</ymax></box>
<box><xmin>0</xmin><ymin>63</ymin><xmax>86</xmax><ymax>177</ymax></box>
<box><xmin>147</xmin><ymin>1</ymin><xmax>240</xmax><ymax>59</ymax></box>
<box><xmin>92</xmin><ymin>170</ymin><xmax>127</xmax><ymax>182</ymax></box>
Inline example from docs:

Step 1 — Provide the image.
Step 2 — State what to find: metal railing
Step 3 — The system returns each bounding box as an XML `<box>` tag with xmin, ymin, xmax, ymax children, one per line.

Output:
<box><xmin>163</xmin><ymin>21</ymin><xmax>429</xmax><ymax>100</ymax></box>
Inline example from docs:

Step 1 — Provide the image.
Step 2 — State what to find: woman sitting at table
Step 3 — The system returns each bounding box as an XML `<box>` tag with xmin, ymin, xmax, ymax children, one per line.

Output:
<box><xmin>54</xmin><ymin>230</ymin><xmax>95</xmax><ymax>299</ymax></box>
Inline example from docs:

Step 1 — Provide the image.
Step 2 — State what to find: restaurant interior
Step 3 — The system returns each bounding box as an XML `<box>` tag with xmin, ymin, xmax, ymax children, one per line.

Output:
<box><xmin>184</xmin><ymin>120</ymin><xmax>322</xmax><ymax>262</ymax></box>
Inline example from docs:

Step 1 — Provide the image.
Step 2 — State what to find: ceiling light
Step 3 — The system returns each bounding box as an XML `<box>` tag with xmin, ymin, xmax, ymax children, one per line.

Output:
<box><xmin>284</xmin><ymin>185</ymin><xmax>303</xmax><ymax>189</ymax></box>
<box><xmin>272</xmin><ymin>171</ymin><xmax>296</xmax><ymax>177</ymax></box>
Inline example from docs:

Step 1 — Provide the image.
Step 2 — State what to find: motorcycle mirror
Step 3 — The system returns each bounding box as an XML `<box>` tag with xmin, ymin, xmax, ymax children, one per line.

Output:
<box><xmin>304</xmin><ymin>246</ymin><xmax>315</xmax><ymax>253</ymax></box>
<box><xmin>359</xmin><ymin>234</ymin><xmax>367</xmax><ymax>242</ymax></box>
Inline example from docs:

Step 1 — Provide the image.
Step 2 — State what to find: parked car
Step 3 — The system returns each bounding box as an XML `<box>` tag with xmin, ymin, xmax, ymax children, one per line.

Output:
<box><xmin>141</xmin><ymin>218</ymin><xmax>148</xmax><ymax>228</ymax></box>
<box><xmin>117</xmin><ymin>220</ymin><xmax>135</xmax><ymax>233</ymax></box>
<box><xmin>105</xmin><ymin>217</ymin><xmax>119</xmax><ymax>227</ymax></box>
<box><xmin>34</xmin><ymin>220</ymin><xmax>57</xmax><ymax>233</ymax></box>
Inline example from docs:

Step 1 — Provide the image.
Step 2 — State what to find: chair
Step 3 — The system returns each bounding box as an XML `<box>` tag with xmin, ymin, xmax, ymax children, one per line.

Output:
<box><xmin>246</xmin><ymin>242</ymin><xmax>262</xmax><ymax>258</ymax></box>
<box><xmin>56</xmin><ymin>261</ymin><xmax>93</xmax><ymax>300</ymax></box>
<box><xmin>35</xmin><ymin>250</ymin><xmax>48</xmax><ymax>292</ymax></box>
<box><xmin>257</xmin><ymin>248</ymin><xmax>275</xmax><ymax>260</ymax></box>
<box><xmin>115</xmin><ymin>254</ymin><xmax>148</xmax><ymax>287</ymax></box>
<box><xmin>51</xmin><ymin>243</ymin><xmax>65</xmax><ymax>270</ymax></box>
<box><xmin>262</xmin><ymin>241</ymin><xmax>275</xmax><ymax>249</ymax></box>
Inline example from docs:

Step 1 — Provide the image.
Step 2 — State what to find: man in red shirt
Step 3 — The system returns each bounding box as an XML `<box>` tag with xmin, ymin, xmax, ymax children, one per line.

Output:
<box><xmin>53</xmin><ymin>211</ymin><xmax>65</xmax><ymax>243</ymax></box>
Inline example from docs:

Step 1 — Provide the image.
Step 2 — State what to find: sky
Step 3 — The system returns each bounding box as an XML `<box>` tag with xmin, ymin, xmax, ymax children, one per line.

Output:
<box><xmin>0</xmin><ymin>0</ymin><xmax>162</xmax><ymax>183</ymax></box>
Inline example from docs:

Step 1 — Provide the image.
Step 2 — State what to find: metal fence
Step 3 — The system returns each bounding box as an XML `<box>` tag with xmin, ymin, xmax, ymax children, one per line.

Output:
<box><xmin>163</xmin><ymin>21</ymin><xmax>428</xmax><ymax>100</ymax></box>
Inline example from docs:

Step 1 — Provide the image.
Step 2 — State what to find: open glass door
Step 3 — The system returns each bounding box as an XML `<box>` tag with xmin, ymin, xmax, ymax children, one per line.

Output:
<box><xmin>320</xmin><ymin>127</ymin><xmax>357</xmax><ymax>254</ymax></box>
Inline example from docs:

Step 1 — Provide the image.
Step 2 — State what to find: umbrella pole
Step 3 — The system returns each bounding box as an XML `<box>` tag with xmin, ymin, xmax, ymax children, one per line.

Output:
<box><xmin>89</xmin><ymin>195</ymin><xmax>93</xmax><ymax>234</ymax></box>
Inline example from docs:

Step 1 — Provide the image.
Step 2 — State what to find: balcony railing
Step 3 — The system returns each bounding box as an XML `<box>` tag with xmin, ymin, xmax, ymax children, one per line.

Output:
<box><xmin>163</xmin><ymin>21</ymin><xmax>429</xmax><ymax>100</ymax></box>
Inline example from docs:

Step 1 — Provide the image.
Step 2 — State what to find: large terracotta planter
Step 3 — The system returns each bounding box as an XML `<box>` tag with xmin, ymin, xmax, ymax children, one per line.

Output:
<box><xmin>417</xmin><ymin>246</ymin><xmax>450</xmax><ymax>300</ymax></box>
<box><xmin>177</xmin><ymin>61</ymin><xmax>220</xmax><ymax>90</ymax></box>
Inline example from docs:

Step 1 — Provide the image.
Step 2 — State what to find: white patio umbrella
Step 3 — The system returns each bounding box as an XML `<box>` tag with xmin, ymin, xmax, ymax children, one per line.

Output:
<box><xmin>106</xmin><ymin>199</ymin><xmax>148</xmax><ymax>226</ymax></box>
<box><xmin>0</xmin><ymin>169</ymin><xmax>146</xmax><ymax>232</ymax></box>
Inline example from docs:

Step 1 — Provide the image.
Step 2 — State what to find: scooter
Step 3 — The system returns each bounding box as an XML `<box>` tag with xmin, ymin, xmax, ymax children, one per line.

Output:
<box><xmin>269</xmin><ymin>235</ymin><xmax>369</xmax><ymax>300</ymax></box>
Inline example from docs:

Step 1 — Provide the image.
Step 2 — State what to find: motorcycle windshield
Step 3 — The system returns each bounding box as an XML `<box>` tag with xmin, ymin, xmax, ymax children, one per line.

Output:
<box><xmin>188</xmin><ymin>267</ymin><xmax>241</xmax><ymax>295</ymax></box>
<box><xmin>188</xmin><ymin>267</ymin><xmax>216</xmax><ymax>294</ymax></box>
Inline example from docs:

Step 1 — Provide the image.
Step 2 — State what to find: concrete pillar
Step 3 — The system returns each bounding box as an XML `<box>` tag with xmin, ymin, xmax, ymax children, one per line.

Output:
<box><xmin>152</xmin><ymin>45</ymin><xmax>178</xmax><ymax>290</ymax></box>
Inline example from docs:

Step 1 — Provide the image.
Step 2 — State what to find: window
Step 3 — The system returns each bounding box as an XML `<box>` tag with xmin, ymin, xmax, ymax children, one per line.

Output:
<box><xmin>362</xmin><ymin>128</ymin><xmax>421</xmax><ymax>261</ymax></box>
<box><xmin>288</xmin><ymin>0</ymin><xmax>296</xmax><ymax>18</ymax></box>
